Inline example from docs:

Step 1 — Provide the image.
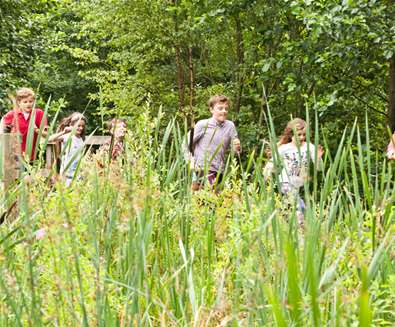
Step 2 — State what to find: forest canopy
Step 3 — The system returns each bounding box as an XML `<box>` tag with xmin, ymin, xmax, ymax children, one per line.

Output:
<box><xmin>1</xmin><ymin>0</ymin><xmax>395</xmax><ymax>150</ymax></box>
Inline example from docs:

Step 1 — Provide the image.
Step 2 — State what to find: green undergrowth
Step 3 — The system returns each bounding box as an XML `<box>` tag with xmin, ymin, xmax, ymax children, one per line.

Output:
<box><xmin>0</xmin><ymin>110</ymin><xmax>394</xmax><ymax>326</ymax></box>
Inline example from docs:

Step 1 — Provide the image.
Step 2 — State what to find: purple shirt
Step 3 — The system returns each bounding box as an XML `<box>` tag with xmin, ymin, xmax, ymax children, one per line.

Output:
<box><xmin>192</xmin><ymin>118</ymin><xmax>238</xmax><ymax>172</ymax></box>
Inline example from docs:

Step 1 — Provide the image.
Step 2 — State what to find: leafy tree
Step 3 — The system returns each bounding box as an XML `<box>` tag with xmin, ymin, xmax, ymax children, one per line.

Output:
<box><xmin>0</xmin><ymin>0</ymin><xmax>45</xmax><ymax>111</ymax></box>
<box><xmin>2</xmin><ymin>0</ymin><xmax>394</xmax><ymax>150</ymax></box>
<box><xmin>28</xmin><ymin>2</ymin><xmax>99</xmax><ymax>123</ymax></box>
<box><xmin>256</xmin><ymin>0</ymin><xmax>395</xmax><ymax>146</ymax></box>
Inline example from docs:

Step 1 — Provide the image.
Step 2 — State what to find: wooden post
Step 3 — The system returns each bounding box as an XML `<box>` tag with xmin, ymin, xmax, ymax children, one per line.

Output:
<box><xmin>46</xmin><ymin>143</ymin><xmax>56</xmax><ymax>169</ymax></box>
<box><xmin>0</xmin><ymin>133</ymin><xmax>21</xmax><ymax>190</ymax></box>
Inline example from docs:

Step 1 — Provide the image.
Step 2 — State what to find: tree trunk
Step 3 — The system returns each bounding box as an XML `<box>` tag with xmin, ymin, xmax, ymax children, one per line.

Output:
<box><xmin>175</xmin><ymin>45</ymin><xmax>185</xmax><ymax>113</ymax></box>
<box><xmin>234</xmin><ymin>13</ymin><xmax>244</xmax><ymax>120</ymax></box>
<box><xmin>389</xmin><ymin>53</ymin><xmax>395</xmax><ymax>131</ymax></box>
<box><xmin>172</xmin><ymin>0</ymin><xmax>185</xmax><ymax>113</ymax></box>
<box><xmin>187</xmin><ymin>47</ymin><xmax>196</xmax><ymax>154</ymax></box>
<box><xmin>258</xmin><ymin>83</ymin><xmax>266</xmax><ymax>128</ymax></box>
<box><xmin>188</xmin><ymin>46</ymin><xmax>194</xmax><ymax>122</ymax></box>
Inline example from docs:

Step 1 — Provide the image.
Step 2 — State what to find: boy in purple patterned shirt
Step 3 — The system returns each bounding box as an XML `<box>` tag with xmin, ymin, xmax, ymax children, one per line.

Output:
<box><xmin>187</xmin><ymin>95</ymin><xmax>241</xmax><ymax>190</ymax></box>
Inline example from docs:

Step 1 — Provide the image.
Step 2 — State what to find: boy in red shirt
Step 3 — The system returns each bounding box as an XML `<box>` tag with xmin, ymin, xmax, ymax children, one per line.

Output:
<box><xmin>1</xmin><ymin>88</ymin><xmax>47</xmax><ymax>160</ymax></box>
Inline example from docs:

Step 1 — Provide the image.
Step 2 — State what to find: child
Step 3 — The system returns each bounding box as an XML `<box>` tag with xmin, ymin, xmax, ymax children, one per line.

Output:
<box><xmin>0</xmin><ymin>87</ymin><xmax>47</xmax><ymax>160</ymax></box>
<box><xmin>49</xmin><ymin>112</ymin><xmax>86</xmax><ymax>186</ymax></box>
<box><xmin>276</xmin><ymin>118</ymin><xmax>324</xmax><ymax>222</ymax></box>
<box><xmin>98</xmin><ymin>118</ymin><xmax>127</xmax><ymax>162</ymax></box>
<box><xmin>186</xmin><ymin>95</ymin><xmax>241</xmax><ymax>190</ymax></box>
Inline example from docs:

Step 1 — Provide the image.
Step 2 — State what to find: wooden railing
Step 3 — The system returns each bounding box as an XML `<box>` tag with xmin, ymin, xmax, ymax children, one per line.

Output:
<box><xmin>45</xmin><ymin>135</ymin><xmax>111</xmax><ymax>169</ymax></box>
<box><xmin>1</xmin><ymin>134</ymin><xmax>111</xmax><ymax>188</ymax></box>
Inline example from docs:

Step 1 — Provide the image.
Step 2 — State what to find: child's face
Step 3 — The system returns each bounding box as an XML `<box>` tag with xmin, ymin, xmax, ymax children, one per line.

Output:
<box><xmin>73</xmin><ymin>120</ymin><xmax>86</xmax><ymax>137</ymax></box>
<box><xmin>292</xmin><ymin>130</ymin><xmax>306</xmax><ymax>145</ymax></box>
<box><xmin>210</xmin><ymin>102</ymin><xmax>229</xmax><ymax>123</ymax></box>
<box><xmin>112</xmin><ymin>122</ymin><xmax>127</xmax><ymax>139</ymax></box>
<box><xmin>17</xmin><ymin>96</ymin><xmax>35</xmax><ymax>113</ymax></box>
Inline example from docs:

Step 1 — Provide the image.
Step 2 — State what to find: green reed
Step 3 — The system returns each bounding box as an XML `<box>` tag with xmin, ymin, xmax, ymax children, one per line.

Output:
<box><xmin>0</xmin><ymin>103</ymin><xmax>393</xmax><ymax>326</ymax></box>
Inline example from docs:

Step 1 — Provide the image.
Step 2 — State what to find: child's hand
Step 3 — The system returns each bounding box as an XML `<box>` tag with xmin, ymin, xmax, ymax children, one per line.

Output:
<box><xmin>233</xmin><ymin>138</ymin><xmax>241</xmax><ymax>154</ymax></box>
<box><xmin>34</xmin><ymin>126</ymin><xmax>48</xmax><ymax>135</ymax></box>
<box><xmin>3</xmin><ymin>124</ymin><xmax>13</xmax><ymax>133</ymax></box>
<box><xmin>317</xmin><ymin>144</ymin><xmax>324</xmax><ymax>159</ymax></box>
<box><xmin>387</xmin><ymin>151</ymin><xmax>395</xmax><ymax>160</ymax></box>
<box><xmin>189</xmin><ymin>156</ymin><xmax>195</xmax><ymax>170</ymax></box>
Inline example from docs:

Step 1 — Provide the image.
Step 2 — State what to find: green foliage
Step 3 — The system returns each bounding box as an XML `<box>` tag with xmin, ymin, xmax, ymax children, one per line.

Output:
<box><xmin>0</xmin><ymin>108</ymin><xmax>394</xmax><ymax>325</ymax></box>
<box><xmin>46</xmin><ymin>0</ymin><xmax>394</xmax><ymax>152</ymax></box>
<box><xmin>1</xmin><ymin>1</ymin><xmax>394</xmax><ymax>324</ymax></box>
<box><xmin>0</xmin><ymin>0</ymin><xmax>44</xmax><ymax>112</ymax></box>
<box><xmin>2</xmin><ymin>0</ymin><xmax>395</xmax><ymax>152</ymax></box>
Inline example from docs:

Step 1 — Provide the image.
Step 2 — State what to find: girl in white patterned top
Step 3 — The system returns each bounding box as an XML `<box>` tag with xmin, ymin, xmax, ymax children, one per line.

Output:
<box><xmin>49</xmin><ymin>112</ymin><xmax>86</xmax><ymax>186</ymax></box>
<box><xmin>276</xmin><ymin>118</ymin><xmax>324</xmax><ymax>222</ymax></box>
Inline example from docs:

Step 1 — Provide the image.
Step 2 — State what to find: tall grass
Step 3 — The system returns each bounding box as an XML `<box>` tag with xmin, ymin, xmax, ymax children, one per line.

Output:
<box><xmin>0</xmin><ymin>104</ymin><xmax>394</xmax><ymax>326</ymax></box>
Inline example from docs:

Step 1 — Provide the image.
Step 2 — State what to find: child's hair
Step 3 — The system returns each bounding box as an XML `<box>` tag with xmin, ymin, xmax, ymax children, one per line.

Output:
<box><xmin>278</xmin><ymin>118</ymin><xmax>307</xmax><ymax>145</ymax></box>
<box><xmin>107</xmin><ymin>118</ymin><xmax>127</xmax><ymax>133</ymax></box>
<box><xmin>208</xmin><ymin>95</ymin><xmax>230</xmax><ymax>109</ymax></box>
<box><xmin>15</xmin><ymin>88</ymin><xmax>35</xmax><ymax>103</ymax></box>
<box><xmin>57</xmin><ymin>112</ymin><xmax>86</xmax><ymax>137</ymax></box>
<box><xmin>10</xmin><ymin>87</ymin><xmax>35</xmax><ymax>107</ymax></box>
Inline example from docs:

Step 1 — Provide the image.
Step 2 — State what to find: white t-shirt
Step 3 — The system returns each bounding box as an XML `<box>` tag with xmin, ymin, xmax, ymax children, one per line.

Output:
<box><xmin>277</xmin><ymin>142</ymin><xmax>322</xmax><ymax>188</ymax></box>
<box><xmin>60</xmin><ymin>134</ymin><xmax>84</xmax><ymax>178</ymax></box>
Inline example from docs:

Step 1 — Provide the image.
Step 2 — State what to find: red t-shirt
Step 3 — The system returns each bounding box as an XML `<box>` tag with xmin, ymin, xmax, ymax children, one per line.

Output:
<box><xmin>2</xmin><ymin>108</ymin><xmax>47</xmax><ymax>159</ymax></box>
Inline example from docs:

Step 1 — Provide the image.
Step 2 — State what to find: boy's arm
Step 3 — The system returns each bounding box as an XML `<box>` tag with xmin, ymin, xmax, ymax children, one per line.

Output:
<box><xmin>1</xmin><ymin>112</ymin><xmax>14</xmax><ymax>132</ymax></box>
<box><xmin>181</xmin><ymin>129</ymin><xmax>197</xmax><ymax>171</ymax></box>
<box><xmin>183</xmin><ymin>121</ymin><xmax>205</xmax><ymax>164</ymax></box>
<box><xmin>182</xmin><ymin>130</ymin><xmax>194</xmax><ymax>162</ymax></box>
<box><xmin>192</xmin><ymin>120</ymin><xmax>206</xmax><ymax>145</ymax></box>
<box><xmin>34</xmin><ymin>109</ymin><xmax>48</xmax><ymax>136</ymax></box>
<box><xmin>230</xmin><ymin>123</ymin><xmax>241</xmax><ymax>154</ymax></box>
